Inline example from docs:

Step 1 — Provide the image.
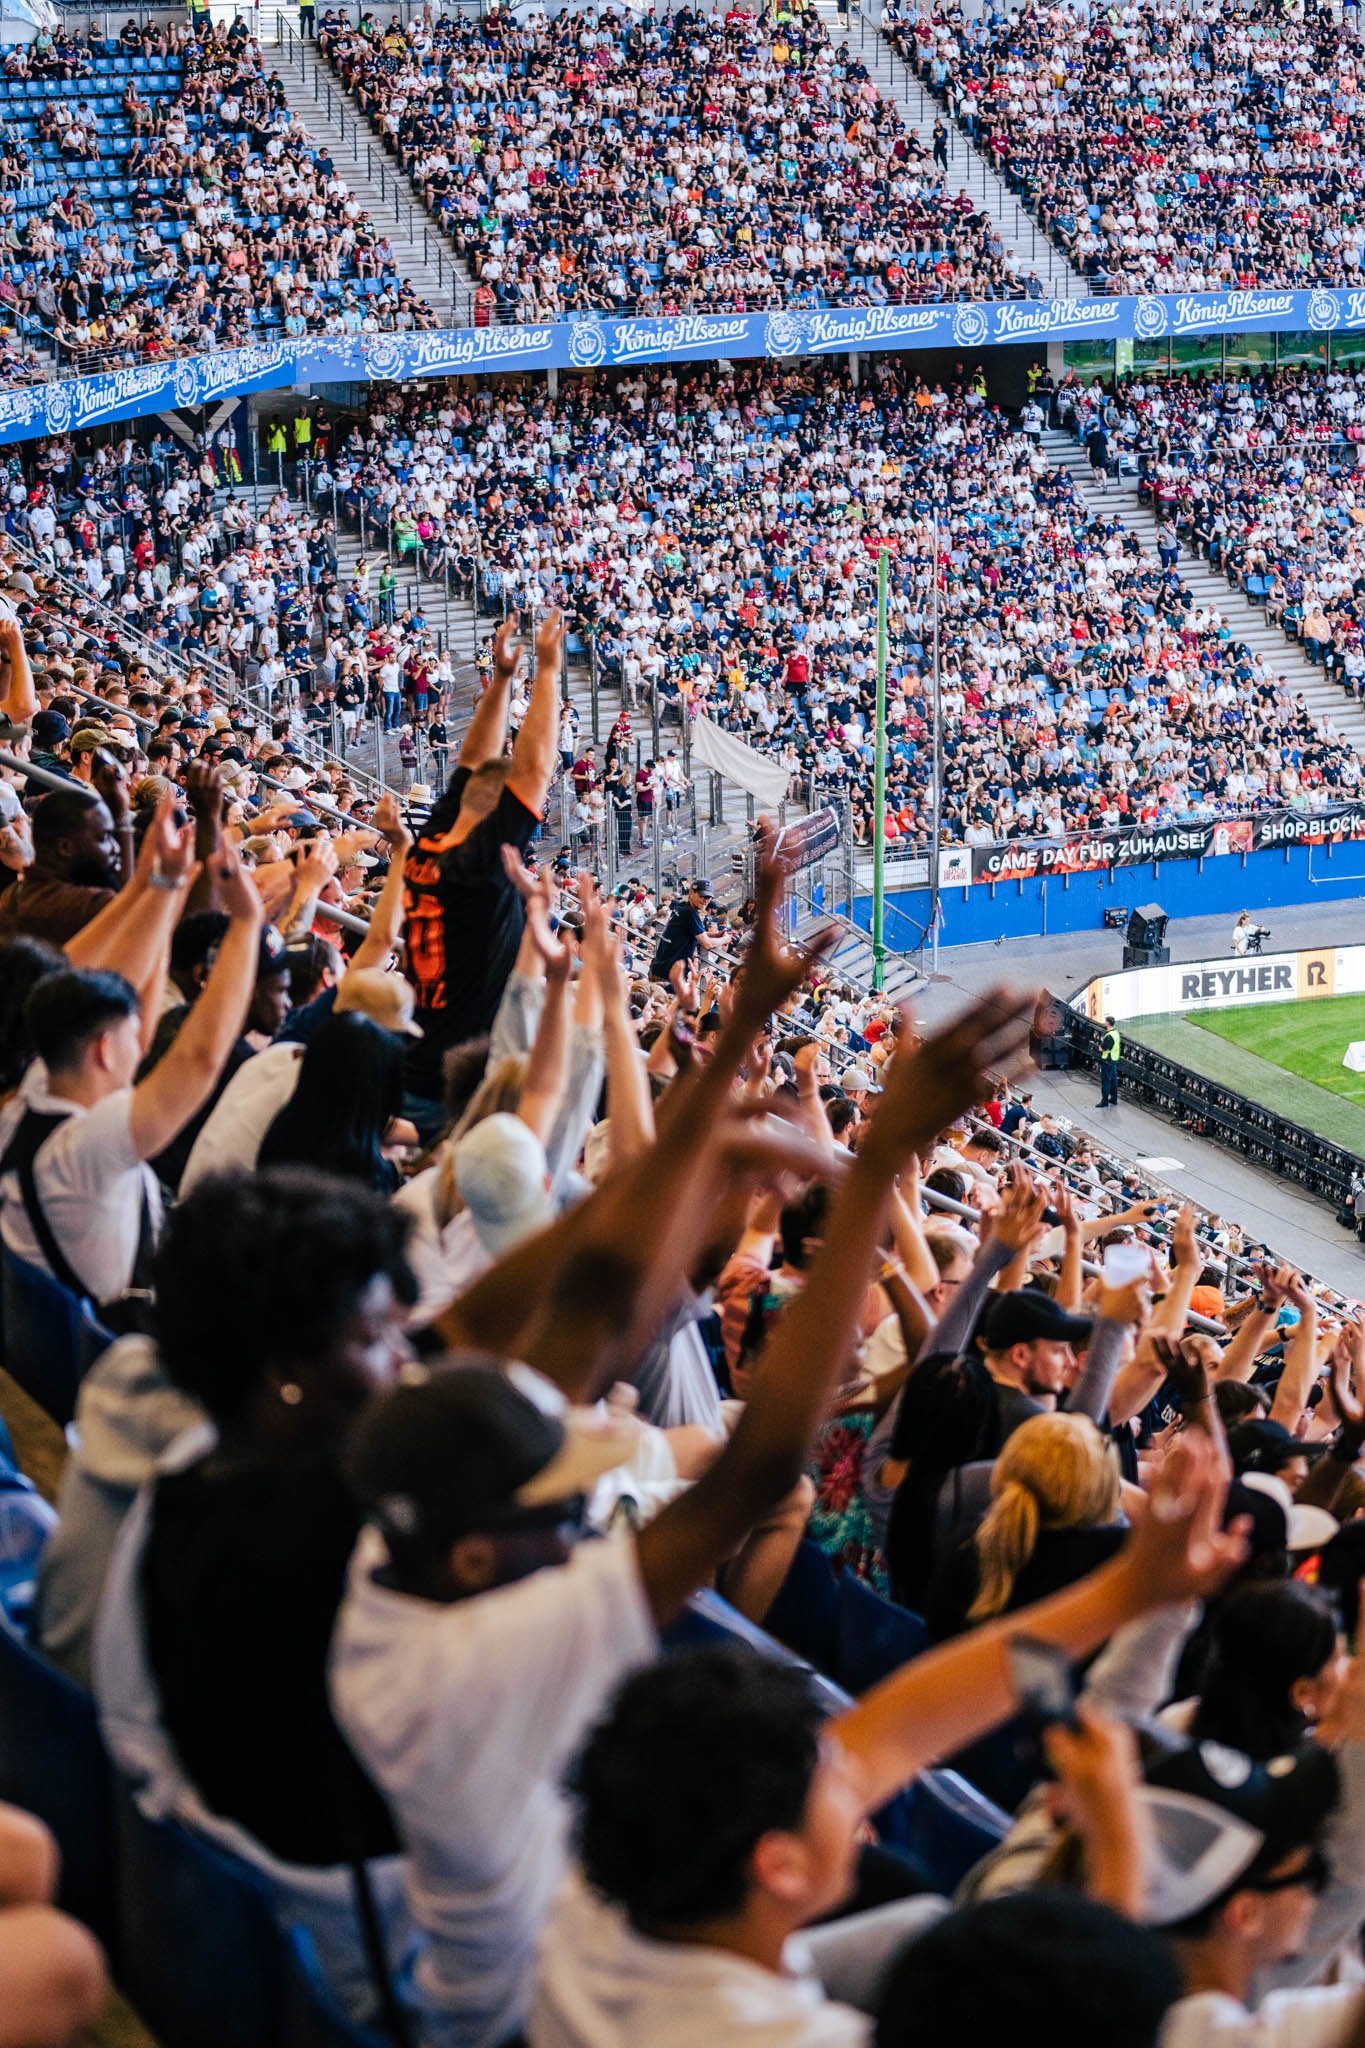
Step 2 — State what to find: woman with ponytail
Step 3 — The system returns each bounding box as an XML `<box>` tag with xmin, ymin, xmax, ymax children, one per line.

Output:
<box><xmin>925</xmin><ymin>1413</ymin><xmax>1125</xmax><ymax>1640</ymax></box>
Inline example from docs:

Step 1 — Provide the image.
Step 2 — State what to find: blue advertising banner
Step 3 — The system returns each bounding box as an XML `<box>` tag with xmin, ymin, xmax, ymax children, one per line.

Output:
<box><xmin>1</xmin><ymin>284</ymin><xmax>1362</xmax><ymax>448</ymax></box>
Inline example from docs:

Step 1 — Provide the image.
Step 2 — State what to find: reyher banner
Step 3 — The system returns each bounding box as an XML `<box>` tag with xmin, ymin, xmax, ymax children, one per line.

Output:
<box><xmin>6</xmin><ymin>282</ymin><xmax>1365</xmax><ymax>447</ymax></box>
<box><xmin>969</xmin><ymin>801</ymin><xmax>1365</xmax><ymax>886</ymax></box>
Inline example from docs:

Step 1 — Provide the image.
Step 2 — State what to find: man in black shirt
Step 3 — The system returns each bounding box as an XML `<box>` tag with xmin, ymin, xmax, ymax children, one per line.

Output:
<box><xmin>402</xmin><ymin>610</ymin><xmax>563</xmax><ymax>1118</ymax></box>
<box><xmin>650</xmin><ymin>876</ymin><xmax>721</xmax><ymax>983</ymax></box>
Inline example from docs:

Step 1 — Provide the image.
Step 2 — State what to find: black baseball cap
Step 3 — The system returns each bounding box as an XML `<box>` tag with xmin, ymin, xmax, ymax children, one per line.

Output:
<box><xmin>1141</xmin><ymin>1739</ymin><xmax>1339</xmax><ymax>1927</ymax></box>
<box><xmin>257</xmin><ymin>923</ymin><xmax>289</xmax><ymax>979</ymax></box>
<box><xmin>31</xmin><ymin>709</ymin><xmax>69</xmax><ymax>746</ymax></box>
<box><xmin>342</xmin><ymin>1365</ymin><xmax>635</xmax><ymax>1561</ymax></box>
<box><xmin>981</xmin><ymin>1289</ymin><xmax>1093</xmax><ymax>1352</ymax></box>
<box><xmin>1227</xmin><ymin>1417</ymin><xmax>1328</xmax><ymax>1478</ymax></box>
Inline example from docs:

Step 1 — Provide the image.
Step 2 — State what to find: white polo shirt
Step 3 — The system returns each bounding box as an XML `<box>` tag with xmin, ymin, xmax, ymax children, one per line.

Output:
<box><xmin>0</xmin><ymin>1062</ymin><xmax>159</xmax><ymax>1303</ymax></box>
<box><xmin>1161</xmin><ymin>1985</ymin><xmax>1363</xmax><ymax>2048</ymax></box>
<box><xmin>330</xmin><ymin>1529</ymin><xmax>657</xmax><ymax>2048</ymax></box>
<box><xmin>531</xmin><ymin>1871</ymin><xmax>870</xmax><ymax>2048</ymax></box>
<box><xmin>179</xmin><ymin>1041</ymin><xmax>304</xmax><ymax>1195</ymax></box>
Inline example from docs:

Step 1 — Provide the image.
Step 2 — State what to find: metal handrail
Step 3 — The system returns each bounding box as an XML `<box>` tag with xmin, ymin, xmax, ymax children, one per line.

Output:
<box><xmin>5</xmin><ymin>526</ymin><xmax>389</xmax><ymax>801</ymax></box>
<box><xmin>0</xmin><ymin>743</ymin><xmax>372</xmax><ymax>935</ymax></box>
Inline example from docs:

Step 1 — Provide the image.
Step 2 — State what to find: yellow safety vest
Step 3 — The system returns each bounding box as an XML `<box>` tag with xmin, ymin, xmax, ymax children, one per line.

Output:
<box><xmin>1101</xmin><ymin>1029</ymin><xmax>1121</xmax><ymax>1062</ymax></box>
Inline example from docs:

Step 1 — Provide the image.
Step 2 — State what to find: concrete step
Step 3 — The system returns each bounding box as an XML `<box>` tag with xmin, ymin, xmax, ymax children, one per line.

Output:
<box><xmin>269</xmin><ymin>26</ymin><xmax>474</xmax><ymax>328</ymax></box>
<box><xmin>842</xmin><ymin>7</ymin><xmax>1087</xmax><ymax>300</ymax></box>
<box><xmin>1043</xmin><ymin>429</ymin><xmax>1365</xmax><ymax>753</ymax></box>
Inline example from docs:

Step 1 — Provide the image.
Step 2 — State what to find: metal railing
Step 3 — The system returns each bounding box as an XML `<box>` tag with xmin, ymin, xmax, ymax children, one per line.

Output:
<box><xmin>296</xmin><ymin>0</ymin><xmax>1081</xmax><ymax>329</ymax></box>
<box><xmin>273</xmin><ymin>11</ymin><xmax>469</xmax><ymax>329</ymax></box>
<box><xmin>5</xmin><ymin>524</ymin><xmax>393</xmax><ymax>802</ymax></box>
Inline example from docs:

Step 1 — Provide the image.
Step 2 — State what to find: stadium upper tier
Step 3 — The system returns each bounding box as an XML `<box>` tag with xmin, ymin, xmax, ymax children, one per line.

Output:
<box><xmin>0</xmin><ymin>14</ymin><xmax>433</xmax><ymax>370</ymax></box>
<box><xmin>329</xmin><ymin>357</ymin><xmax>1364</xmax><ymax>847</ymax></box>
<box><xmin>316</xmin><ymin>1</ymin><xmax>1032</xmax><ymax>316</ymax></box>
<box><xmin>890</xmin><ymin>0</ymin><xmax>1365</xmax><ymax>294</ymax></box>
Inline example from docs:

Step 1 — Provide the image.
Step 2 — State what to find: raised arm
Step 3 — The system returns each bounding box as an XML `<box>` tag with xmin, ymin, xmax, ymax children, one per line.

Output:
<box><xmin>1269</xmin><ymin>1271</ymin><xmax>1320</xmax><ymax>1431</ymax></box>
<box><xmin>635</xmin><ymin>985</ymin><xmax>1036</xmax><ymax>1625</ymax></box>
<box><xmin>0</xmin><ymin>613</ymin><xmax>38</xmax><ymax>730</ymax></box>
<box><xmin>456</xmin><ymin>612</ymin><xmax>519</xmax><ymax>771</ymax></box>
<box><xmin>65</xmin><ymin>791</ymin><xmax>194</xmax><ymax>1036</ymax></box>
<box><xmin>128</xmin><ymin>843</ymin><xmax>262</xmax><ymax>1163</ymax></box>
<box><xmin>347</xmin><ymin>791</ymin><xmax>413</xmax><ymax>971</ymax></box>
<box><xmin>835</xmin><ymin>1433</ymin><xmax>1246</xmax><ymax>1815</ymax></box>
<box><xmin>515</xmin><ymin>884</ymin><xmax>572</xmax><ymax>1143</ymax></box>
<box><xmin>506</xmin><ymin>608</ymin><xmax>564</xmax><ymax>817</ymax></box>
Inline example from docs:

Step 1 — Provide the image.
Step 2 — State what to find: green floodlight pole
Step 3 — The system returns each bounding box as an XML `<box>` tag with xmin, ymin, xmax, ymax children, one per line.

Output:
<box><xmin>872</xmin><ymin>543</ymin><xmax>889</xmax><ymax>993</ymax></box>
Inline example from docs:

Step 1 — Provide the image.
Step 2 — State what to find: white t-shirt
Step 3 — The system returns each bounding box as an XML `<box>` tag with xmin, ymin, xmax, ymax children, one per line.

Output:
<box><xmin>179</xmin><ymin>1041</ymin><xmax>305</xmax><ymax>1194</ymax></box>
<box><xmin>331</xmin><ymin>1529</ymin><xmax>657</xmax><ymax>2048</ymax></box>
<box><xmin>0</xmin><ymin>1064</ymin><xmax>160</xmax><ymax>1303</ymax></box>
<box><xmin>1161</xmin><ymin>1985</ymin><xmax>1362</xmax><ymax>2048</ymax></box>
<box><xmin>531</xmin><ymin>1870</ymin><xmax>870</xmax><ymax>2048</ymax></box>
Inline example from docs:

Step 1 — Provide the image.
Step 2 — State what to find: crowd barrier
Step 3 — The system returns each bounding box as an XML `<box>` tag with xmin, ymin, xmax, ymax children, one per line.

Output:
<box><xmin>1064</xmin><ymin>1006</ymin><xmax>1364</xmax><ymax>1211</ymax></box>
<box><xmin>1074</xmin><ymin>940</ymin><xmax>1365</xmax><ymax>1026</ymax></box>
<box><xmin>6</xmin><ymin>282</ymin><xmax>1365</xmax><ymax>446</ymax></box>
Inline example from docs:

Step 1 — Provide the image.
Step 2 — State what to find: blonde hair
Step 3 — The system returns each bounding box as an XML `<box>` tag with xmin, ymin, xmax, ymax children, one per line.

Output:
<box><xmin>968</xmin><ymin>1414</ymin><xmax>1120</xmax><ymax>1623</ymax></box>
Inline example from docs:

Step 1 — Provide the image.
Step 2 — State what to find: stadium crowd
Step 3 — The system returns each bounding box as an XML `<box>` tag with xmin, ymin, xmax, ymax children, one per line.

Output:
<box><xmin>2</xmin><ymin>592</ymin><xmax>1365</xmax><ymax>2048</ymax></box>
<box><xmin>0</xmin><ymin>413</ymin><xmax>467</xmax><ymax>783</ymax></box>
<box><xmin>0</xmin><ymin>14</ymin><xmax>432</xmax><ymax>370</ymax></box>
<box><xmin>886</xmin><ymin>0</ymin><xmax>1365</xmax><ymax>292</ymax></box>
<box><xmin>1062</xmin><ymin>360</ymin><xmax>1365</xmax><ymax>715</ymax></box>
<box><xmin>321</xmin><ymin>357</ymin><xmax>1362</xmax><ymax>851</ymax></box>
<box><xmin>317</xmin><ymin>2</ymin><xmax>1041</xmax><ymax>318</ymax></box>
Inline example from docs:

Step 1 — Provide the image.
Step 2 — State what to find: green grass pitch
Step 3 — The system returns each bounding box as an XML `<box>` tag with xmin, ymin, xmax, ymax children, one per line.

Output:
<box><xmin>1130</xmin><ymin>994</ymin><xmax>1365</xmax><ymax>1156</ymax></box>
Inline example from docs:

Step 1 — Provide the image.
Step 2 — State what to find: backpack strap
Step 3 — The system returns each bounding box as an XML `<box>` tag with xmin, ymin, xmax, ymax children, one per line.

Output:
<box><xmin>1</xmin><ymin>1105</ymin><xmax>155</xmax><ymax>1306</ymax></box>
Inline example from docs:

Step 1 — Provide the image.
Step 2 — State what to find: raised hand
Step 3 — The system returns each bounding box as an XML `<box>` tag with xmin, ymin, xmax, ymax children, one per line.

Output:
<box><xmin>1171</xmin><ymin>1201</ymin><xmax>1199</xmax><ymax>1270</ymax></box>
<box><xmin>730</xmin><ymin>854</ymin><xmax>834</xmax><ymax>1028</ymax></box>
<box><xmin>992</xmin><ymin>1163</ymin><xmax>1050</xmax><ymax>1253</ymax></box>
<box><xmin>1330</xmin><ymin>1321</ymin><xmax>1365</xmax><ymax>1434</ymax></box>
<box><xmin>491</xmin><ymin>611</ymin><xmax>523</xmax><ymax>683</ymax></box>
<box><xmin>1122</xmin><ymin>1432</ymin><xmax>1248</xmax><ymax>1609</ymax></box>
<box><xmin>1051</xmin><ymin>1174</ymin><xmax>1080</xmax><ymax>1236</ymax></box>
<box><xmin>526</xmin><ymin>875</ymin><xmax>571</xmax><ymax>982</ymax></box>
<box><xmin>500</xmin><ymin>841</ymin><xmax>540</xmax><ymax>901</ymax></box>
<box><xmin>864</xmin><ymin>986</ymin><xmax>1036</xmax><ymax>1171</ymax></box>
<box><xmin>214</xmin><ymin>836</ymin><xmax>265</xmax><ymax>927</ymax></box>
<box><xmin>294</xmin><ymin>836</ymin><xmax>340</xmax><ymax>896</ymax></box>
<box><xmin>138</xmin><ymin>786</ymin><xmax>195</xmax><ymax>886</ymax></box>
<box><xmin>534</xmin><ymin>607</ymin><xmax>565</xmax><ymax>672</ymax></box>
<box><xmin>185</xmin><ymin>756</ymin><xmax>224</xmax><ymax>825</ymax></box>
<box><xmin>373</xmin><ymin>789</ymin><xmax>413</xmax><ymax>853</ymax></box>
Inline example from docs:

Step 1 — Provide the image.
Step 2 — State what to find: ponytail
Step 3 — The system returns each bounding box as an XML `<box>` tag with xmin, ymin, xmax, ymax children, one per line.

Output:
<box><xmin>968</xmin><ymin>1478</ymin><xmax>1041</xmax><ymax>1622</ymax></box>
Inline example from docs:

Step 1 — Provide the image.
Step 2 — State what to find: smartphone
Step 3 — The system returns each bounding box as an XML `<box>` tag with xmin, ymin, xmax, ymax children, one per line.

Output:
<box><xmin>1103</xmin><ymin>1240</ymin><xmax>1151</xmax><ymax>1287</ymax></box>
<box><xmin>1006</xmin><ymin>1636</ymin><xmax>1079</xmax><ymax>1730</ymax></box>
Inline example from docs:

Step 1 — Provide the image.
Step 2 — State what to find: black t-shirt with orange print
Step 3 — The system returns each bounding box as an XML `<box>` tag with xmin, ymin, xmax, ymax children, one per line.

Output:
<box><xmin>402</xmin><ymin>765</ymin><xmax>540</xmax><ymax>1099</ymax></box>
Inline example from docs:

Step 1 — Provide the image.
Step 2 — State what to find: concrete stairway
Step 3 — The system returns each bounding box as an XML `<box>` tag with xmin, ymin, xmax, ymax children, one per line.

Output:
<box><xmin>1044</xmin><ymin>429</ymin><xmax>1365</xmax><ymax>753</ymax></box>
<box><xmin>269</xmin><ymin>22</ymin><xmax>473</xmax><ymax>329</ymax></box>
<box><xmin>816</xmin><ymin>0</ymin><xmax>1086</xmax><ymax>301</ymax></box>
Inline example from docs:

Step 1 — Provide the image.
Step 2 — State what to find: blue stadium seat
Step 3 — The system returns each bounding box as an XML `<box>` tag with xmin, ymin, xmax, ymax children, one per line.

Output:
<box><xmin>113</xmin><ymin>1782</ymin><xmax>291</xmax><ymax>2048</ymax></box>
<box><xmin>0</xmin><ymin>1613</ymin><xmax>119</xmax><ymax>1953</ymax></box>
<box><xmin>0</xmin><ymin>1451</ymin><xmax>56</xmax><ymax>1635</ymax></box>
<box><xmin>0</xmin><ymin>1249</ymin><xmax>114</xmax><ymax>1428</ymax></box>
<box><xmin>900</xmin><ymin>1770</ymin><xmax>1010</xmax><ymax>1893</ymax></box>
<box><xmin>762</xmin><ymin>1537</ymin><xmax>841</xmax><ymax>1676</ymax></box>
<box><xmin>282</xmin><ymin>1932</ymin><xmax>390</xmax><ymax>2048</ymax></box>
<box><xmin>834</xmin><ymin>1573</ymin><xmax>929</xmax><ymax>1695</ymax></box>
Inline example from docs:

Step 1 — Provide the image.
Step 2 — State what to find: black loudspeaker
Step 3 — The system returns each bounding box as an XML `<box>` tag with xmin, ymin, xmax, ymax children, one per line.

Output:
<box><xmin>1127</xmin><ymin>903</ymin><xmax>1168</xmax><ymax>950</ymax></box>
<box><xmin>1123</xmin><ymin>902</ymin><xmax>1169</xmax><ymax>967</ymax></box>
